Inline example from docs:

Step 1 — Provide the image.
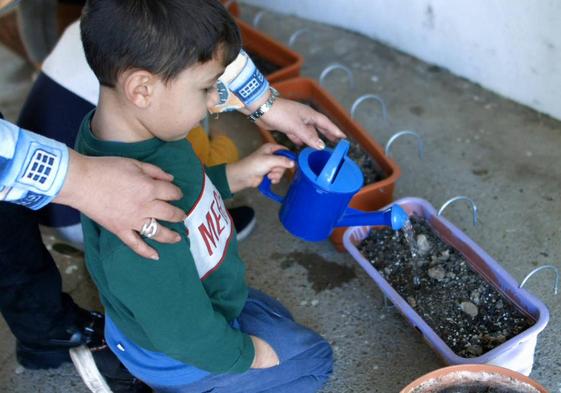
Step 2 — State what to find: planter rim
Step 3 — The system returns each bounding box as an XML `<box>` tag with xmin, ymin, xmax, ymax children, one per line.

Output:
<box><xmin>400</xmin><ymin>364</ymin><xmax>549</xmax><ymax>393</ymax></box>
<box><xmin>343</xmin><ymin>197</ymin><xmax>549</xmax><ymax>367</ymax></box>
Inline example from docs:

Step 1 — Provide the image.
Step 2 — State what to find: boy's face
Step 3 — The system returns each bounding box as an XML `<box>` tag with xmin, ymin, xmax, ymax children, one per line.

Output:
<box><xmin>145</xmin><ymin>57</ymin><xmax>225</xmax><ymax>141</ymax></box>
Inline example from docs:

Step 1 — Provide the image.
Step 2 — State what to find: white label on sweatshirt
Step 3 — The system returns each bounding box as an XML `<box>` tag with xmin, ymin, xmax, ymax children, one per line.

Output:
<box><xmin>183</xmin><ymin>174</ymin><xmax>232</xmax><ymax>280</ymax></box>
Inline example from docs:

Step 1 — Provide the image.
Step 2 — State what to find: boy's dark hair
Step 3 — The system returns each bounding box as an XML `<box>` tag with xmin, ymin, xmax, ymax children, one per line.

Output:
<box><xmin>81</xmin><ymin>0</ymin><xmax>242</xmax><ymax>87</ymax></box>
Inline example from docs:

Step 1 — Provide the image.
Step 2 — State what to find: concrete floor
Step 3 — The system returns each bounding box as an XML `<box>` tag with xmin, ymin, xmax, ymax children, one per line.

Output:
<box><xmin>1</xmin><ymin>5</ymin><xmax>560</xmax><ymax>392</ymax></box>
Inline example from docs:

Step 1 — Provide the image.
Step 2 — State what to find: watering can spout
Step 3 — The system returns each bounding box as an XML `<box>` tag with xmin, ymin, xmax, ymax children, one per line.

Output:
<box><xmin>336</xmin><ymin>204</ymin><xmax>408</xmax><ymax>230</ymax></box>
<box><xmin>390</xmin><ymin>204</ymin><xmax>409</xmax><ymax>230</ymax></box>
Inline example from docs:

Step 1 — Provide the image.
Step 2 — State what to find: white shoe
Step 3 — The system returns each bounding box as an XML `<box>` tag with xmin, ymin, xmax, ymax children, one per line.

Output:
<box><xmin>70</xmin><ymin>345</ymin><xmax>113</xmax><ymax>393</ymax></box>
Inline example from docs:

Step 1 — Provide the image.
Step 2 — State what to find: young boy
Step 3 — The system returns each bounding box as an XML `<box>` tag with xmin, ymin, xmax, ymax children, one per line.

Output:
<box><xmin>75</xmin><ymin>1</ymin><xmax>333</xmax><ymax>392</ymax></box>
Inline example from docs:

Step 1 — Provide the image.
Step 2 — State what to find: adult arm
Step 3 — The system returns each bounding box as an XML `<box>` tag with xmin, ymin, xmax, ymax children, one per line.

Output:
<box><xmin>0</xmin><ymin>119</ymin><xmax>185</xmax><ymax>260</ymax></box>
<box><xmin>213</xmin><ymin>50</ymin><xmax>346</xmax><ymax>149</ymax></box>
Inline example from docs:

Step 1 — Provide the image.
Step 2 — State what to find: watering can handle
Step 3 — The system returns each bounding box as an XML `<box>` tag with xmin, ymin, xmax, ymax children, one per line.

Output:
<box><xmin>316</xmin><ymin>139</ymin><xmax>350</xmax><ymax>188</ymax></box>
<box><xmin>258</xmin><ymin>149</ymin><xmax>297</xmax><ymax>204</ymax></box>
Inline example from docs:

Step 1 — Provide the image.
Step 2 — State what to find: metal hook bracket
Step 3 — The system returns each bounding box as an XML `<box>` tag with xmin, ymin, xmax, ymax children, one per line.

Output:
<box><xmin>288</xmin><ymin>28</ymin><xmax>313</xmax><ymax>47</ymax></box>
<box><xmin>351</xmin><ymin>94</ymin><xmax>389</xmax><ymax>124</ymax></box>
<box><xmin>319</xmin><ymin>63</ymin><xmax>355</xmax><ymax>90</ymax></box>
<box><xmin>437</xmin><ymin>196</ymin><xmax>478</xmax><ymax>226</ymax></box>
<box><xmin>384</xmin><ymin>130</ymin><xmax>424</xmax><ymax>160</ymax></box>
<box><xmin>520</xmin><ymin>265</ymin><xmax>559</xmax><ymax>295</ymax></box>
<box><xmin>252</xmin><ymin>10</ymin><xmax>267</xmax><ymax>28</ymax></box>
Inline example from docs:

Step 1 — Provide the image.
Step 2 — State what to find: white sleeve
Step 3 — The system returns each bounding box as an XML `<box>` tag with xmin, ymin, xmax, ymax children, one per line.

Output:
<box><xmin>0</xmin><ymin>118</ymin><xmax>69</xmax><ymax>209</ymax></box>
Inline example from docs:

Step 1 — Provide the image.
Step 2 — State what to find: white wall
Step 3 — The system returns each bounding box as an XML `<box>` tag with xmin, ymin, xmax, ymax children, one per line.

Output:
<box><xmin>241</xmin><ymin>0</ymin><xmax>561</xmax><ymax>121</ymax></box>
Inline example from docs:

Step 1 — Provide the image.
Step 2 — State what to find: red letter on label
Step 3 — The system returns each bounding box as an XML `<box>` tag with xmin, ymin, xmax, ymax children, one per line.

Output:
<box><xmin>198</xmin><ymin>212</ymin><xmax>217</xmax><ymax>256</ymax></box>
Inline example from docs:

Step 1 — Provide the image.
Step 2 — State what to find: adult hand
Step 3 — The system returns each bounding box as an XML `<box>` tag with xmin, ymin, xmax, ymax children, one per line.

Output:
<box><xmin>55</xmin><ymin>150</ymin><xmax>186</xmax><ymax>260</ymax></box>
<box><xmin>256</xmin><ymin>97</ymin><xmax>346</xmax><ymax>150</ymax></box>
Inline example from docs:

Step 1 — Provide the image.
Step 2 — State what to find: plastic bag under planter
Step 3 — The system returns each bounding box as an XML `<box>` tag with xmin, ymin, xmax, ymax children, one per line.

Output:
<box><xmin>343</xmin><ymin>197</ymin><xmax>549</xmax><ymax>376</ymax></box>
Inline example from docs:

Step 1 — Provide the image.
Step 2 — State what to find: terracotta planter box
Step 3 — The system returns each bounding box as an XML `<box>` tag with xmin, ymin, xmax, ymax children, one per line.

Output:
<box><xmin>401</xmin><ymin>364</ymin><xmax>548</xmax><ymax>393</ymax></box>
<box><xmin>343</xmin><ymin>197</ymin><xmax>549</xmax><ymax>376</ymax></box>
<box><xmin>236</xmin><ymin>18</ymin><xmax>303</xmax><ymax>83</ymax></box>
<box><xmin>259</xmin><ymin>78</ymin><xmax>400</xmax><ymax>250</ymax></box>
<box><xmin>221</xmin><ymin>0</ymin><xmax>240</xmax><ymax>17</ymax></box>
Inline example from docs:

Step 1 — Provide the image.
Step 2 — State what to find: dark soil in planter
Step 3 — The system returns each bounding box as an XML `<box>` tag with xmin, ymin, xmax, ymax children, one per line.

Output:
<box><xmin>330</xmin><ymin>138</ymin><xmax>385</xmax><ymax>184</ymax></box>
<box><xmin>246</xmin><ymin>50</ymin><xmax>282</xmax><ymax>76</ymax></box>
<box><xmin>358</xmin><ymin>215</ymin><xmax>534</xmax><ymax>358</ymax></box>
<box><xmin>271</xmin><ymin>130</ymin><xmax>300</xmax><ymax>152</ymax></box>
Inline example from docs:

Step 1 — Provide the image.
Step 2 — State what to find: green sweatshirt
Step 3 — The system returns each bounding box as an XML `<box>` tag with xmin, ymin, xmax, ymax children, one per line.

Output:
<box><xmin>75</xmin><ymin>112</ymin><xmax>254</xmax><ymax>373</ymax></box>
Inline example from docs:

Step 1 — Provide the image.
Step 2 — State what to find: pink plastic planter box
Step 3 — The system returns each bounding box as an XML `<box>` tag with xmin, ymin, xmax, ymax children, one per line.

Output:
<box><xmin>343</xmin><ymin>197</ymin><xmax>549</xmax><ymax>376</ymax></box>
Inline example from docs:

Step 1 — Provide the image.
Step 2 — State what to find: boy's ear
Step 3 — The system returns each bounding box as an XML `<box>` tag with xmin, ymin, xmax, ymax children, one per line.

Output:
<box><xmin>122</xmin><ymin>70</ymin><xmax>156</xmax><ymax>108</ymax></box>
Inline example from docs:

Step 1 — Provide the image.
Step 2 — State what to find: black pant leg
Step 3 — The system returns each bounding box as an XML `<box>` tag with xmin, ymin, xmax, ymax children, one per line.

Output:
<box><xmin>0</xmin><ymin>202</ymin><xmax>79</xmax><ymax>344</ymax></box>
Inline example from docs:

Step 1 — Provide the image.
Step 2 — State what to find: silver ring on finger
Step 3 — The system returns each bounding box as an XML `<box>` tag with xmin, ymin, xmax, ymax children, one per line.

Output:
<box><xmin>140</xmin><ymin>218</ymin><xmax>158</xmax><ymax>239</ymax></box>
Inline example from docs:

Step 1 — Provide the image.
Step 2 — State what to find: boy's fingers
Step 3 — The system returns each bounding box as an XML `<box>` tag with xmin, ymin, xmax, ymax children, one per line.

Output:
<box><xmin>269</xmin><ymin>156</ymin><xmax>294</xmax><ymax>169</ymax></box>
<box><xmin>261</xmin><ymin>143</ymin><xmax>285</xmax><ymax>154</ymax></box>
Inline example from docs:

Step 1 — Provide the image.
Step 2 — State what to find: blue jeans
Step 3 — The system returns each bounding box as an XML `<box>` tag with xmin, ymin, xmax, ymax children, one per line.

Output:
<box><xmin>108</xmin><ymin>288</ymin><xmax>333</xmax><ymax>393</ymax></box>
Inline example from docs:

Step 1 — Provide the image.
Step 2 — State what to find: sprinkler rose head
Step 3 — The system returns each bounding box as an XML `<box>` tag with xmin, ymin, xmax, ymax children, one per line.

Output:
<box><xmin>390</xmin><ymin>204</ymin><xmax>409</xmax><ymax>230</ymax></box>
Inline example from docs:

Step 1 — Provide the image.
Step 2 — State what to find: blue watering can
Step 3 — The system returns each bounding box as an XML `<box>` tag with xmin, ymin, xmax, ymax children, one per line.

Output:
<box><xmin>259</xmin><ymin>140</ymin><xmax>409</xmax><ymax>242</ymax></box>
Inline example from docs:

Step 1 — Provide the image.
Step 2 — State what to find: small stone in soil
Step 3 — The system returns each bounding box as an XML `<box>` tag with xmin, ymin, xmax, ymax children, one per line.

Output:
<box><xmin>407</xmin><ymin>296</ymin><xmax>417</xmax><ymax>307</ymax></box>
<box><xmin>416</xmin><ymin>234</ymin><xmax>431</xmax><ymax>255</ymax></box>
<box><xmin>460</xmin><ymin>301</ymin><xmax>479</xmax><ymax>318</ymax></box>
<box><xmin>439</xmin><ymin>249</ymin><xmax>450</xmax><ymax>261</ymax></box>
<box><xmin>470</xmin><ymin>289</ymin><xmax>481</xmax><ymax>304</ymax></box>
<box><xmin>428</xmin><ymin>266</ymin><xmax>446</xmax><ymax>281</ymax></box>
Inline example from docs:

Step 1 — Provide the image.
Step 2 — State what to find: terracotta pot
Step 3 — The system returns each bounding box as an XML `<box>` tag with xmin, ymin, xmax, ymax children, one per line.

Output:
<box><xmin>400</xmin><ymin>364</ymin><xmax>548</xmax><ymax>393</ymax></box>
<box><xmin>236</xmin><ymin>18</ymin><xmax>303</xmax><ymax>83</ymax></box>
<box><xmin>220</xmin><ymin>0</ymin><xmax>240</xmax><ymax>17</ymax></box>
<box><xmin>259</xmin><ymin>78</ymin><xmax>400</xmax><ymax>251</ymax></box>
<box><xmin>343</xmin><ymin>197</ymin><xmax>550</xmax><ymax>376</ymax></box>
<box><xmin>0</xmin><ymin>11</ymin><xmax>27</xmax><ymax>60</ymax></box>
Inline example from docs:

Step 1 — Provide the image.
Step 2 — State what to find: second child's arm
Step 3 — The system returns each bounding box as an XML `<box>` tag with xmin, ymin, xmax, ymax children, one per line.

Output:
<box><xmin>225</xmin><ymin>143</ymin><xmax>293</xmax><ymax>193</ymax></box>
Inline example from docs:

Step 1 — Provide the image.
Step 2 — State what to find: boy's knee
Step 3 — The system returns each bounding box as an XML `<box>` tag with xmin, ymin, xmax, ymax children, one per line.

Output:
<box><xmin>304</xmin><ymin>340</ymin><xmax>333</xmax><ymax>380</ymax></box>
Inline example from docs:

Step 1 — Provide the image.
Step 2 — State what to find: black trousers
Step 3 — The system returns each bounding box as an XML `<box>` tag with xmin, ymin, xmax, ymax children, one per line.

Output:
<box><xmin>0</xmin><ymin>202</ymin><xmax>79</xmax><ymax>344</ymax></box>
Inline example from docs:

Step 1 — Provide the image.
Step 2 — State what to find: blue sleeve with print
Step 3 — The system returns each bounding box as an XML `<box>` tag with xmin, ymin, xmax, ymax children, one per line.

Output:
<box><xmin>0</xmin><ymin>118</ymin><xmax>69</xmax><ymax>209</ymax></box>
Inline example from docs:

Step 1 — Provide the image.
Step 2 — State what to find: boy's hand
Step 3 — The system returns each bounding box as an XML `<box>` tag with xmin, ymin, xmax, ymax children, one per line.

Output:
<box><xmin>250</xmin><ymin>335</ymin><xmax>280</xmax><ymax>369</ymax></box>
<box><xmin>226</xmin><ymin>144</ymin><xmax>294</xmax><ymax>193</ymax></box>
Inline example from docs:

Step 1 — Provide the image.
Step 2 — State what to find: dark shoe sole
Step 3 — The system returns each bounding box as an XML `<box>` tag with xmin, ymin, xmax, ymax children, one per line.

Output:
<box><xmin>16</xmin><ymin>341</ymin><xmax>71</xmax><ymax>370</ymax></box>
<box><xmin>236</xmin><ymin>215</ymin><xmax>256</xmax><ymax>242</ymax></box>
